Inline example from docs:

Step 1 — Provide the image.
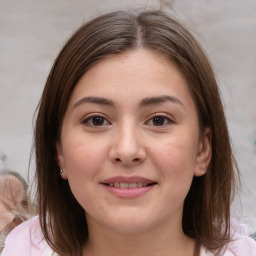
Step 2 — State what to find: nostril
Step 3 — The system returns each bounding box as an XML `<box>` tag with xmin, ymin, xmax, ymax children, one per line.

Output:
<box><xmin>114</xmin><ymin>157</ymin><xmax>141</xmax><ymax>163</ymax></box>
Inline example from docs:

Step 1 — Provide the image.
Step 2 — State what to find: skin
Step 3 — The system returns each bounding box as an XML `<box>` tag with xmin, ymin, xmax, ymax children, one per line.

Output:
<box><xmin>57</xmin><ymin>49</ymin><xmax>212</xmax><ymax>256</ymax></box>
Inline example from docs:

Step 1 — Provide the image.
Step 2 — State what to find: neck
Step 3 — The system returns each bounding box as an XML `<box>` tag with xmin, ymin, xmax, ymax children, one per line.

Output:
<box><xmin>83</xmin><ymin>216</ymin><xmax>195</xmax><ymax>256</ymax></box>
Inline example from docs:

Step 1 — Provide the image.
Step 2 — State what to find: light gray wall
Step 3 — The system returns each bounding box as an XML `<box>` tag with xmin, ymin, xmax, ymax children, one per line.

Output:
<box><xmin>0</xmin><ymin>0</ymin><xmax>255</xmax><ymax>233</ymax></box>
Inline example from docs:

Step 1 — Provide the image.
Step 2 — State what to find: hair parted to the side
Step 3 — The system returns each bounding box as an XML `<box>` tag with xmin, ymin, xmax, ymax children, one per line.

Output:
<box><xmin>34</xmin><ymin>9</ymin><xmax>239</xmax><ymax>256</ymax></box>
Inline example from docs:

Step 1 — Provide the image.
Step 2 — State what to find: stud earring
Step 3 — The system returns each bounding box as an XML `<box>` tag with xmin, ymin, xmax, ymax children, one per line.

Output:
<box><xmin>59</xmin><ymin>169</ymin><xmax>63</xmax><ymax>174</ymax></box>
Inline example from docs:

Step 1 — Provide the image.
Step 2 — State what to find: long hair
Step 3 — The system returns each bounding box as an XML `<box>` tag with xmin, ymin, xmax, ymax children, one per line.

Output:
<box><xmin>34</xmin><ymin>10</ymin><xmax>238</xmax><ymax>256</ymax></box>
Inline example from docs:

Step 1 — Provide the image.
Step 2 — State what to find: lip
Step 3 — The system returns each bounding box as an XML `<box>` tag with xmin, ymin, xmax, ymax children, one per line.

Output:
<box><xmin>101</xmin><ymin>176</ymin><xmax>155</xmax><ymax>184</ymax></box>
<box><xmin>100</xmin><ymin>176</ymin><xmax>157</xmax><ymax>199</ymax></box>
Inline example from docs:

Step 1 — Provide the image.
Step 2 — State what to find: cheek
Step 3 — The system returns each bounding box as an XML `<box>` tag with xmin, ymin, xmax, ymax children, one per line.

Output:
<box><xmin>62</xmin><ymin>142</ymin><xmax>105</xmax><ymax>209</ymax></box>
<box><xmin>149</xmin><ymin>134</ymin><xmax>198</xmax><ymax>187</ymax></box>
<box><xmin>62</xmin><ymin>136</ymin><xmax>108</xmax><ymax>180</ymax></box>
<box><xmin>64</xmin><ymin>147</ymin><xmax>96</xmax><ymax>177</ymax></box>
<box><xmin>151</xmin><ymin>135</ymin><xmax>197</xmax><ymax>169</ymax></box>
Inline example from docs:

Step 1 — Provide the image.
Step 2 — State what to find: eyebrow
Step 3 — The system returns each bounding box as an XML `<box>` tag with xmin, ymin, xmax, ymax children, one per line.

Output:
<box><xmin>140</xmin><ymin>95</ymin><xmax>184</xmax><ymax>108</ymax></box>
<box><xmin>73</xmin><ymin>96</ymin><xmax>115</xmax><ymax>108</ymax></box>
<box><xmin>73</xmin><ymin>95</ymin><xmax>184</xmax><ymax>109</ymax></box>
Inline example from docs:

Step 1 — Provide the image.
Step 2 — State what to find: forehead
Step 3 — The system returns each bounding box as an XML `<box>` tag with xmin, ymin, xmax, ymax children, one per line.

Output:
<box><xmin>83</xmin><ymin>49</ymin><xmax>183</xmax><ymax>83</ymax></box>
<box><xmin>68</xmin><ymin>49</ymin><xmax>194</xmax><ymax>108</ymax></box>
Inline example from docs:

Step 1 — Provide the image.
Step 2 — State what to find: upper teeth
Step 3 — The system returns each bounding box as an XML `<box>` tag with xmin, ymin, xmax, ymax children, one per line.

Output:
<box><xmin>109</xmin><ymin>182</ymin><xmax>148</xmax><ymax>188</ymax></box>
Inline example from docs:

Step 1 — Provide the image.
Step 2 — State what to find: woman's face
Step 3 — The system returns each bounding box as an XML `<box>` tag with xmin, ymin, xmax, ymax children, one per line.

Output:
<box><xmin>57</xmin><ymin>49</ymin><xmax>211</xmax><ymax>234</ymax></box>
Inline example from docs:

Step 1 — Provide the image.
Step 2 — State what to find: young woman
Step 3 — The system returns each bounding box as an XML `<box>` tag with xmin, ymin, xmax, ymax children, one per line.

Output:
<box><xmin>2</xmin><ymin>9</ymin><xmax>256</xmax><ymax>256</ymax></box>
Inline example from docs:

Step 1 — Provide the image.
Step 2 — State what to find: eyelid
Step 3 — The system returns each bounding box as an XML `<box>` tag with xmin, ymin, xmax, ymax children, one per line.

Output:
<box><xmin>145</xmin><ymin>113</ymin><xmax>175</xmax><ymax>126</ymax></box>
<box><xmin>81</xmin><ymin>113</ymin><xmax>111</xmax><ymax>127</ymax></box>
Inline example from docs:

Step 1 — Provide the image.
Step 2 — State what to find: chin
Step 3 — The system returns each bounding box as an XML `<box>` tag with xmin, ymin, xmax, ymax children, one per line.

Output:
<box><xmin>105</xmin><ymin>215</ymin><xmax>155</xmax><ymax>234</ymax></box>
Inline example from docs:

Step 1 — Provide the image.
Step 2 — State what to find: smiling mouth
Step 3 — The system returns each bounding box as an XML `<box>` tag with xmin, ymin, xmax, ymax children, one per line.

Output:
<box><xmin>103</xmin><ymin>182</ymin><xmax>157</xmax><ymax>188</ymax></box>
<box><xmin>101</xmin><ymin>177</ymin><xmax>157</xmax><ymax>198</ymax></box>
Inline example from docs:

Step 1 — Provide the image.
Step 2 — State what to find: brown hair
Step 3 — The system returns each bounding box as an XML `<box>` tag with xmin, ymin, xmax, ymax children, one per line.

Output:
<box><xmin>34</xmin><ymin>10</ymin><xmax>238</xmax><ymax>256</ymax></box>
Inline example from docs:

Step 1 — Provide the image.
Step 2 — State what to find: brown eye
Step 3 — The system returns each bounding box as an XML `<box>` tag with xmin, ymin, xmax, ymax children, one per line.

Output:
<box><xmin>146</xmin><ymin>115</ymin><xmax>173</xmax><ymax>127</ymax></box>
<box><xmin>152</xmin><ymin>116</ymin><xmax>165</xmax><ymax>126</ymax></box>
<box><xmin>92</xmin><ymin>116</ymin><xmax>104</xmax><ymax>126</ymax></box>
<box><xmin>82</xmin><ymin>116</ymin><xmax>110</xmax><ymax>127</ymax></box>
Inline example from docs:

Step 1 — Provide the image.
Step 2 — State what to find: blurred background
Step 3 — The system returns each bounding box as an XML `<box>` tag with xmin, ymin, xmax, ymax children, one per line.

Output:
<box><xmin>0</xmin><ymin>0</ymin><xmax>255</xmax><ymax>234</ymax></box>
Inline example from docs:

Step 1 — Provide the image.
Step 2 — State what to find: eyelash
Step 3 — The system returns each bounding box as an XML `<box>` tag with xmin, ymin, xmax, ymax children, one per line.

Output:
<box><xmin>82</xmin><ymin>115</ymin><xmax>111</xmax><ymax>127</ymax></box>
<box><xmin>82</xmin><ymin>114</ymin><xmax>174</xmax><ymax>127</ymax></box>
<box><xmin>146</xmin><ymin>114</ymin><xmax>174</xmax><ymax>127</ymax></box>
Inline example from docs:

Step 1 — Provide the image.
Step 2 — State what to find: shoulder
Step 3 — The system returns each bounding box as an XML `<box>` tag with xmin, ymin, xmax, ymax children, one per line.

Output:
<box><xmin>222</xmin><ymin>230</ymin><xmax>256</xmax><ymax>256</ymax></box>
<box><xmin>201</xmin><ymin>236</ymin><xmax>256</xmax><ymax>256</ymax></box>
<box><xmin>2</xmin><ymin>216</ymin><xmax>54</xmax><ymax>256</ymax></box>
<box><xmin>201</xmin><ymin>219</ymin><xmax>256</xmax><ymax>256</ymax></box>
<box><xmin>223</xmin><ymin>218</ymin><xmax>256</xmax><ymax>255</ymax></box>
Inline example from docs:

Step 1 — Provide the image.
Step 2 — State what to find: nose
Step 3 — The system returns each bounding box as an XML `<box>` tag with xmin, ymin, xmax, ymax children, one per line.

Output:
<box><xmin>109</xmin><ymin>123</ymin><xmax>146</xmax><ymax>167</ymax></box>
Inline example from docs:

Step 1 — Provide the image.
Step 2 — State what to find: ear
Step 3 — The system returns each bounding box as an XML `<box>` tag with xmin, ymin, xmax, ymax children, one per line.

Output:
<box><xmin>56</xmin><ymin>141</ymin><xmax>68</xmax><ymax>180</ymax></box>
<box><xmin>194</xmin><ymin>127</ymin><xmax>212</xmax><ymax>177</ymax></box>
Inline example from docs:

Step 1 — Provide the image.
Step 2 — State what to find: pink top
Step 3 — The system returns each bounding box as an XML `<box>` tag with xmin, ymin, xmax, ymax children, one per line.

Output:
<box><xmin>2</xmin><ymin>216</ymin><xmax>256</xmax><ymax>256</ymax></box>
<box><xmin>2</xmin><ymin>216</ymin><xmax>55</xmax><ymax>256</ymax></box>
